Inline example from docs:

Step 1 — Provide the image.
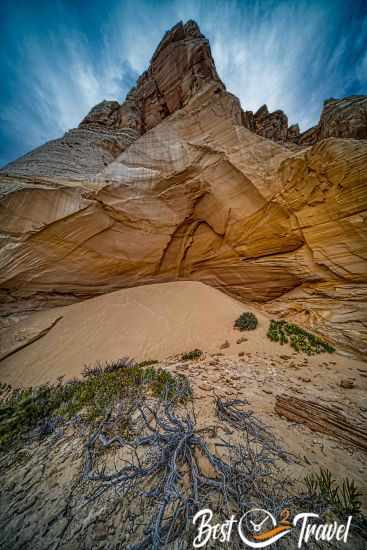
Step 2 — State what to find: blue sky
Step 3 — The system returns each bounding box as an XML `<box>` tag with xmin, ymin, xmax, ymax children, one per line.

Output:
<box><xmin>1</xmin><ymin>0</ymin><xmax>366</xmax><ymax>167</ymax></box>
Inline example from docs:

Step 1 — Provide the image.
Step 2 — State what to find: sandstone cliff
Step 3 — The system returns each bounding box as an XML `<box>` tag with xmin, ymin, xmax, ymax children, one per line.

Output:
<box><xmin>299</xmin><ymin>95</ymin><xmax>367</xmax><ymax>145</ymax></box>
<box><xmin>0</xmin><ymin>21</ymin><xmax>366</xmax><ymax>357</ymax></box>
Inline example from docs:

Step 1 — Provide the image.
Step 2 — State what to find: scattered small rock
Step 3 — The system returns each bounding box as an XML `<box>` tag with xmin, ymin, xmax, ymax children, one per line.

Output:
<box><xmin>262</xmin><ymin>388</ymin><xmax>273</xmax><ymax>395</ymax></box>
<box><xmin>197</xmin><ymin>383</ymin><xmax>212</xmax><ymax>392</ymax></box>
<box><xmin>176</xmin><ymin>363</ymin><xmax>189</xmax><ymax>370</ymax></box>
<box><xmin>340</xmin><ymin>379</ymin><xmax>355</xmax><ymax>389</ymax></box>
<box><xmin>238</xmin><ymin>352</ymin><xmax>245</xmax><ymax>357</ymax></box>
<box><xmin>236</xmin><ymin>337</ymin><xmax>248</xmax><ymax>344</ymax></box>
<box><xmin>289</xmin><ymin>386</ymin><xmax>302</xmax><ymax>394</ymax></box>
<box><xmin>220</xmin><ymin>340</ymin><xmax>230</xmax><ymax>350</ymax></box>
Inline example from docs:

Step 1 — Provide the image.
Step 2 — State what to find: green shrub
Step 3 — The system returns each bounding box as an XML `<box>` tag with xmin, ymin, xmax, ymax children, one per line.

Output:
<box><xmin>181</xmin><ymin>349</ymin><xmax>203</xmax><ymax>361</ymax></box>
<box><xmin>234</xmin><ymin>312</ymin><xmax>258</xmax><ymax>331</ymax></box>
<box><xmin>0</xmin><ymin>358</ymin><xmax>191</xmax><ymax>451</ymax></box>
<box><xmin>150</xmin><ymin>370</ymin><xmax>192</xmax><ymax>401</ymax></box>
<box><xmin>304</xmin><ymin>468</ymin><xmax>361</xmax><ymax>514</ymax></box>
<box><xmin>267</xmin><ymin>320</ymin><xmax>335</xmax><ymax>355</ymax></box>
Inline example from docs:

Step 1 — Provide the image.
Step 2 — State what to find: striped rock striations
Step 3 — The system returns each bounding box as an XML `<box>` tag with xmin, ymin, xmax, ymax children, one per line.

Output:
<box><xmin>1</xmin><ymin>21</ymin><xmax>367</xmax><ymax>357</ymax></box>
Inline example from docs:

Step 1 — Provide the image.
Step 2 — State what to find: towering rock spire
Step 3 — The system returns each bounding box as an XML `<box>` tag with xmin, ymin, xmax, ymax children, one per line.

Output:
<box><xmin>131</xmin><ymin>20</ymin><xmax>224</xmax><ymax>132</ymax></box>
<box><xmin>79</xmin><ymin>20</ymin><xmax>225</xmax><ymax>134</ymax></box>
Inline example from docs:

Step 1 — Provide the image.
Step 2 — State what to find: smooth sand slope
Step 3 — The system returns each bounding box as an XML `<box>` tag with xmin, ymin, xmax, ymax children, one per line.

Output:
<box><xmin>1</xmin><ymin>281</ymin><xmax>278</xmax><ymax>386</ymax></box>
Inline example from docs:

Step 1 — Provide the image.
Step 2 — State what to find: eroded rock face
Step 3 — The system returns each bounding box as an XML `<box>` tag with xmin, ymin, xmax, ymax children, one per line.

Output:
<box><xmin>244</xmin><ymin>96</ymin><xmax>367</xmax><ymax>146</ymax></box>
<box><xmin>0</xmin><ymin>125</ymin><xmax>139</xmax><ymax>180</ymax></box>
<box><xmin>0</xmin><ymin>21</ymin><xmax>367</xmax><ymax>356</ymax></box>
<box><xmin>243</xmin><ymin>104</ymin><xmax>289</xmax><ymax>142</ymax></box>
<box><xmin>262</xmin><ymin>282</ymin><xmax>367</xmax><ymax>357</ymax></box>
<box><xmin>298</xmin><ymin>96</ymin><xmax>367</xmax><ymax>145</ymax></box>
<box><xmin>319</xmin><ymin>96</ymin><xmax>367</xmax><ymax>140</ymax></box>
<box><xmin>287</xmin><ymin>124</ymin><xmax>300</xmax><ymax>142</ymax></box>
<box><xmin>298</xmin><ymin>125</ymin><xmax>319</xmax><ymax>146</ymax></box>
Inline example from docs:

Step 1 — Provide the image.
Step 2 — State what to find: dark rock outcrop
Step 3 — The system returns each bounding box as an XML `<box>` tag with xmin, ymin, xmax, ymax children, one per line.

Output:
<box><xmin>243</xmin><ymin>105</ymin><xmax>289</xmax><ymax>143</ymax></box>
<box><xmin>254</xmin><ymin>104</ymin><xmax>289</xmax><ymax>142</ymax></box>
<box><xmin>298</xmin><ymin>96</ymin><xmax>367</xmax><ymax>145</ymax></box>
<box><xmin>244</xmin><ymin>96</ymin><xmax>367</xmax><ymax>146</ymax></box>
<box><xmin>286</xmin><ymin>123</ymin><xmax>300</xmax><ymax>142</ymax></box>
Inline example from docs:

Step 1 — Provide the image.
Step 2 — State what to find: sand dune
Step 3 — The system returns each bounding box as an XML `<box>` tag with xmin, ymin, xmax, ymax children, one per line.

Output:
<box><xmin>1</xmin><ymin>281</ymin><xmax>279</xmax><ymax>386</ymax></box>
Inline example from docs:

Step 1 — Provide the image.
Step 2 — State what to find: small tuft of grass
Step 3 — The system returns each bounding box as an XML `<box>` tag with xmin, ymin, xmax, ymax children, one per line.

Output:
<box><xmin>304</xmin><ymin>468</ymin><xmax>362</xmax><ymax>515</ymax></box>
<box><xmin>137</xmin><ymin>359</ymin><xmax>159</xmax><ymax>368</ymax></box>
<box><xmin>181</xmin><ymin>349</ymin><xmax>203</xmax><ymax>361</ymax></box>
<box><xmin>234</xmin><ymin>312</ymin><xmax>258</xmax><ymax>331</ymax></box>
<box><xmin>267</xmin><ymin>320</ymin><xmax>335</xmax><ymax>355</ymax></box>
